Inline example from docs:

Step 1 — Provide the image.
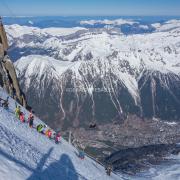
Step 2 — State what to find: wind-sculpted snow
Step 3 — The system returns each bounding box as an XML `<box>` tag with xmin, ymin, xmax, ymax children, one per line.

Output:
<box><xmin>0</xmin><ymin>88</ymin><xmax>120</xmax><ymax>180</ymax></box>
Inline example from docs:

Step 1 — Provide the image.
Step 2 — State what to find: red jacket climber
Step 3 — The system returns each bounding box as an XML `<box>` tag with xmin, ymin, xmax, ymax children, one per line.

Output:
<box><xmin>55</xmin><ymin>132</ymin><xmax>61</xmax><ymax>144</ymax></box>
<box><xmin>19</xmin><ymin>112</ymin><xmax>25</xmax><ymax>122</ymax></box>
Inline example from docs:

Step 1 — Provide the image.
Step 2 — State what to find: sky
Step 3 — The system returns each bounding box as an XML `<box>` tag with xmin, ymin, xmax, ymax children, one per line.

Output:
<box><xmin>0</xmin><ymin>0</ymin><xmax>180</xmax><ymax>16</ymax></box>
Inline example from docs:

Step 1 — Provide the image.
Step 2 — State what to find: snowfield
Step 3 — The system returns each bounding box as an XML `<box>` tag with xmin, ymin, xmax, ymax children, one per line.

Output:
<box><xmin>0</xmin><ymin>88</ymin><xmax>120</xmax><ymax>180</ymax></box>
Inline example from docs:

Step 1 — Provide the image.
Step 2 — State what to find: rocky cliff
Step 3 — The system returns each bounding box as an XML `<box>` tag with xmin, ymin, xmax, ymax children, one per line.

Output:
<box><xmin>0</xmin><ymin>22</ymin><xmax>26</xmax><ymax>107</ymax></box>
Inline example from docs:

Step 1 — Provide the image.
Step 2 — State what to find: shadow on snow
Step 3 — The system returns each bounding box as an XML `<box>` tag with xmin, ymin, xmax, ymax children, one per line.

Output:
<box><xmin>0</xmin><ymin>147</ymin><xmax>79</xmax><ymax>180</ymax></box>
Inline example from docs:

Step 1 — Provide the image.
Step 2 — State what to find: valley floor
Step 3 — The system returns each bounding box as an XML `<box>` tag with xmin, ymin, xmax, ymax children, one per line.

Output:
<box><xmin>73</xmin><ymin>116</ymin><xmax>180</xmax><ymax>160</ymax></box>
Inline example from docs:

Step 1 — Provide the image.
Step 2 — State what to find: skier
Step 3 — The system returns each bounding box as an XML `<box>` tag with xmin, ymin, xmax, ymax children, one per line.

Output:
<box><xmin>19</xmin><ymin>112</ymin><xmax>25</xmax><ymax>122</ymax></box>
<box><xmin>15</xmin><ymin>106</ymin><xmax>21</xmax><ymax>118</ymax></box>
<box><xmin>55</xmin><ymin>132</ymin><xmax>61</xmax><ymax>144</ymax></box>
<box><xmin>28</xmin><ymin>115</ymin><xmax>34</xmax><ymax>128</ymax></box>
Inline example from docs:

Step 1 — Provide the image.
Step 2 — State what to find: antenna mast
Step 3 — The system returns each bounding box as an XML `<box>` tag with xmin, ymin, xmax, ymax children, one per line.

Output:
<box><xmin>0</xmin><ymin>16</ymin><xmax>2</xmax><ymax>25</ymax></box>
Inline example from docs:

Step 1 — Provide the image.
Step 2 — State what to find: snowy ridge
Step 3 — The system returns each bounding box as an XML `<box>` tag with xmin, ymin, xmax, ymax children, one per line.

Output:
<box><xmin>0</xmin><ymin>88</ymin><xmax>119</xmax><ymax>180</ymax></box>
<box><xmin>7</xmin><ymin>23</ymin><xmax>180</xmax><ymax>75</ymax></box>
<box><xmin>5</xmin><ymin>24</ymin><xmax>87</xmax><ymax>45</ymax></box>
<box><xmin>15</xmin><ymin>55</ymin><xmax>80</xmax><ymax>78</ymax></box>
<box><xmin>152</xmin><ymin>19</ymin><xmax>180</xmax><ymax>32</ymax></box>
<box><xmin>13</xmin><ymin>21</ymin><xmax>180</xmax><ymax>102</ymax></box>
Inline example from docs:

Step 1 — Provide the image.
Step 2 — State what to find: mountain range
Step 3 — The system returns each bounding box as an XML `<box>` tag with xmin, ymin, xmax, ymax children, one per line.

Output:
<box><xmin>4</xmin><ymin>18</ymin><xmax>180</xmax><ymax>159</ymax></box>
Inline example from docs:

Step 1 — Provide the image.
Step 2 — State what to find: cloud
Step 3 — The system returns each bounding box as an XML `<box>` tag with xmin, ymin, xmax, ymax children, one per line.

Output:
<box><xmin>80</xmin><ymin>19</ymin><xmax>137</xmax><ymax>26</ymax></box>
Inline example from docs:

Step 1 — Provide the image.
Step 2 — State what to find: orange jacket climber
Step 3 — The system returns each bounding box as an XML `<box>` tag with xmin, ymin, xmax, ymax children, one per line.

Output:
<box><xmin>45</xmin><ymin>129</ymin><xmax>52</xmax><ymax>138</ymax></box>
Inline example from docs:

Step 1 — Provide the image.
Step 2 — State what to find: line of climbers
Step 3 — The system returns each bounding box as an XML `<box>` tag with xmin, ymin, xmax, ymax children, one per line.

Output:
<box><xmin>14</xmin><ymin>105</ymin><xmax>61</xmax><ymax>144</ymax></box>
<box><xmin>0</xmin><ymin>96</ymin><xmax>61</xmax><ymax>144</ymax></box>
<box><xmin>0</xmin><ymin>96</ymin><xmax>85</xmax><ymax>156</ymax></box>
<box><xmin>0</xmin><ymin>96</ymin><xmax>113</xmax><ymax>176</ymax></box>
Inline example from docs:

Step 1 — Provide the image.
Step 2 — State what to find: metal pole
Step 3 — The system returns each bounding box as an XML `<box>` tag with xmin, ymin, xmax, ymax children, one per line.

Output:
<box><xmin>68</xmin><ymin>131</ymin><xmax>72</xmax><ymax>144</ymax></box>
<box><xmin>0</xmin><ymin>16</ymin><xmax>2</xmax><ymax>25</ymax></box>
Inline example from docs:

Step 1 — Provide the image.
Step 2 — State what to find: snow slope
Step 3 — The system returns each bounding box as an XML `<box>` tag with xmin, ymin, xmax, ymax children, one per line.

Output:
<box><xmin>0</xmin><ymin>88</ymin><xmax>120</xmax><ymax>180</ymax></box>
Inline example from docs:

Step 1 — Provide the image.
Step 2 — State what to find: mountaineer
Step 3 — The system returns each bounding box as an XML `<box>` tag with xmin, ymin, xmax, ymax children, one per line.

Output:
<box><xmin>37</xmin><ymin>124</ymin><xmax>44</xmax><ymax>133</ymax></box>
<box><xmin>19</xmin><ymin>112</ymin><xmax>25</xmax><ymax>122</ymax></box>
<box><xmin>15</xmin><ymin>105</ymin><xmax>21</xmax><ymax>118</ymax></box>
<box><xmin>28</xmin><ymin>114</ymin><xmax>34</xmax><ymax>128</ymax></box>
<box><xmin>55</xmin><ymin>132</ymin><xmax>61</xmax><ymax>144</ymax></box>
<box><xmin>45</xmin><ymin>129</ymin><xmax>52</xmax><ymax>139</ymax></box>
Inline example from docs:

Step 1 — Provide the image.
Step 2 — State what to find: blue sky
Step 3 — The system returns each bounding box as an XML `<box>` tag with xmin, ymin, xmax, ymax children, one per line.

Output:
<box><xmin>0</xmin><ymin>0</ymin><xmax>180</xmax><ymax>16</ymax></box>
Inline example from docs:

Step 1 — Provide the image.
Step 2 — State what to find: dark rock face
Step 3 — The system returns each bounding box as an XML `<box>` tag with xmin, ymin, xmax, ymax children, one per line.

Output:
<box><xmin>105</xmin><ymin>144</ymin><xmax>180</xmax><ymax>174</ymax></box>
<box><xmin>20</xmin><ymin>73</ymin><xmax>62</xmax><ymax>127</ymax></box>
<box><xmin>19</xmin><ymin>67</ymin><xmax>180</xmax><ymax>131</ymax></box>
<box><xmin>19</xmin><ymin>70</ymin><xmax>142</xmax><ymax>130</ymax></box>
<box><xmin>0</xmin><ymin>23</ymin><xmax>26</xmax><ymax>107</ymax></box>
<box><xmin>139</xmin><ymin>71</ymin><xmax>180</xmax><ymax>120</ymax></box>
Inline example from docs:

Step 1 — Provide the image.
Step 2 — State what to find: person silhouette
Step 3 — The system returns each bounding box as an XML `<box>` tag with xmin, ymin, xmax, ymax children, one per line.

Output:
<box><xmin>27</xmin><ymin>152</ymin><xmax>79</xmax><ymax>180</ymax></box>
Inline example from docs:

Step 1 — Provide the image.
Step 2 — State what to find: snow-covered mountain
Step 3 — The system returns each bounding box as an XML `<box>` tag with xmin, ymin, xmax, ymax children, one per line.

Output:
<box><xmin>1</xmin><ymin>17</ymin><xmax>180</xmax><ymax>177</ymax></box>
<box><xmin>0</xmin><ymin>87</ymin><xmax>120</xmax><ymax>180</ymax></box>
<box><xmin>3</xmin><ymin>20</ymin><xmax>180</xmax><ymax>158</ymax></box>
<box><xmin>8</xmin><ymin>21</ymin><xmax>180</xmax><ymax>120</ymax></box>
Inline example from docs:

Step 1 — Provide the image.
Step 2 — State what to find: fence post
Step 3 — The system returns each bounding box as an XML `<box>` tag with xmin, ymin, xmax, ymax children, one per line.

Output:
<box><xmin>68</xmin><ymin>131</ymin><xmax>72</xmax><ymax>144</ymax></box>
